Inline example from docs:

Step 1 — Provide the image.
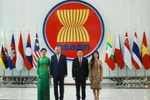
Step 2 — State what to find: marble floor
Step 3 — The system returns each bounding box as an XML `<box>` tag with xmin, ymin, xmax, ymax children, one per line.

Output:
<box><xmin>0</xmin><ymin>86</ymin><xmax>150</xmax><ymax>100</ymax></box>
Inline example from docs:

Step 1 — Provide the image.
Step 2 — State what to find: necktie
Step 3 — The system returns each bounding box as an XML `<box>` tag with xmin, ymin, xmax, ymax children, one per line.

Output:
<box><xmin>80</xmin><ymin>58</ymin><xmax>82</xmax><ymax>67</ymax></box>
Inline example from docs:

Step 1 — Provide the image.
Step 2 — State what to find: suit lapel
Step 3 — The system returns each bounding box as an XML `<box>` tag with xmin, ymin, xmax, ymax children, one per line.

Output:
<box><xmin>58</xmin><ymin>54</ymin><xmax>61</xmax><ymax>63</ymax></box>
<box><xmin>81</xmin><ymin>58</ymin><xmax>83</xmax><ymax>66</ymax></box>
<box><xmin>54</xmin><ymin>55</ymin><xmax>58</xmax><ymax>63</ymax></box>
<box><xmin>77</xmin><ymin>58</ymin><xmax>80</xmax><ymax>66</ymax></box>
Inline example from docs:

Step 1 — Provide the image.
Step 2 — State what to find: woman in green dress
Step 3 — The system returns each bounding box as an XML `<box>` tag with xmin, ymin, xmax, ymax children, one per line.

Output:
<box><xmin>37</xmin><ymin>48</ymin><xmax>51</xmax><ymax>100</ymax></box>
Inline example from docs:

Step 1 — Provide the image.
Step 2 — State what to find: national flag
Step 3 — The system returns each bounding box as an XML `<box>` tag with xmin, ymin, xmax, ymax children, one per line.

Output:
<box><xmin>1</xmin><ymin>33</ymin><xmax>9</xmax><ymax>69</ymax></box>
<box><xmin>114</xmin><ymin>33</ymin><xmax>124</xmax><ymax>69</ymax></box>
<box><xmin>1</xmin><ymin>46</ymin><xmax>9</xmax><ymax>69</ymax></box>
<box><xmin>33</xmin><ymin>33</ymin><xmax>41</xmax><ymax>68</ymax></box>
<box><xmin>16</xmin><ymin>34</ymin><xmax>25</xmax><ymax>71</ymax></box>
<box><xmin>7</xmin><ymin>34</ymin><xmax>16</xmax><ymax>70</ymax></box>
<box><xmin>123</xmin><ymin>32</ymin><xmax>132</xmax><ymax>69</ymax></box>
<box><xmin>24</xmin><ymin>34</ymin><xmax>33</xmax><ymax>70</ymax></box>
<box><xmin>0</xmin><ymin>56</ymin><xmax>6</xmax><ymax>70</ymax></box>
<box><xmin>132</xmin><ymin>32</ymin><xmax>141</xmax><ymax>70</ymax></box>
<box><xmin>105</xmin><ymin>32</ymin><xmax>115</xmax><ymax>70</ymax></box>
<box><xmin>0</xmin><ymin>34</ymin><xmax>7</xmax><ymax>70</ymax></box>
<box><xmin>141</xmin><ymin>32</ymin><xmax>150</xmax><ymax>70</ymax></box>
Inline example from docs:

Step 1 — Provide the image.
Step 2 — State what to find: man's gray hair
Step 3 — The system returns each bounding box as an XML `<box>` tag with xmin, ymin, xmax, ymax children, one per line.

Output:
<box><xmin>55</xmin><ymin>46</ymin><xmax>61</xmax><ymax>50</ymax></box>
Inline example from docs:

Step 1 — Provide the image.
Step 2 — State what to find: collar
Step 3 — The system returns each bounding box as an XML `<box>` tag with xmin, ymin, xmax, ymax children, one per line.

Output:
<box><xmin>42</xmin><ymin>56</ymin><xmax>46</xmax><ymax>58</ymax></box>
<box><xmin>78</xmin><ymin>57</ymin><xmax>82</xmax><ymax>60</ymax></box>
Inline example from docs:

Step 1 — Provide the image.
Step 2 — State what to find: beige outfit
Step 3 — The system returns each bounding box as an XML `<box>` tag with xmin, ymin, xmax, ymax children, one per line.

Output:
<box><xmin>89</xmin><ymin>60</ymin><xmax>103</xmax><ymax>89</ymax></box>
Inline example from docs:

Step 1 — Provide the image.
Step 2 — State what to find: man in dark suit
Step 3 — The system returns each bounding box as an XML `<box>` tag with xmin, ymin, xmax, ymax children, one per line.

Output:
<box><xmin>50</xmin><ymin>46</ymin><xmax>67</xmax><ymax>100</ymax></box>
<box><xmin>72</xmin><ymin>50</ymin><xmax>89</xmax><ymax>100</ymax></box>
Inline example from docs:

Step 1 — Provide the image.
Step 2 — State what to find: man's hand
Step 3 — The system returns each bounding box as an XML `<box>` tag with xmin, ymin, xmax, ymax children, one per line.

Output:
<box><xmin>86</xmin><ymin>77</ymin><xmax>88</xmax><ymax>80</ymax></box>
<box><xmin>89</xmin><ymin>77</ymin><xmax>92</xmax><ymax>81</ymax></box>
<box><xmin>50</xmin><ymin>75</ymin><xmax>53</xmax><ymax>78</ymax></box>
<box><xmin>73</xmin><ymin>77</ymin><xmax>75</xmax><ymax>80</ymax></box>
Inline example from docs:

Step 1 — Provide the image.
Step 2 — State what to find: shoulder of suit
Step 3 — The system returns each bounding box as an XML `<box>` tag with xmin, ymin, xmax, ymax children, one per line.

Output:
<box><xmin>61</xmin><ymin>54</ymin><xmax>66</xmax><ymax>57</ymax></box>
<box><xmin>83</xmin><ymin>57</ymin><xmax>88</xmax><ymax>60</ymax></box>
<box><xmin>73</xmin><ymin>57</ymin><xmax>78</xmax><ymax>61</ymax></box>
<box><xmin>51</xmin><ymin>55</ymin><xmax>55</xmax><ymax>59</ymax></box>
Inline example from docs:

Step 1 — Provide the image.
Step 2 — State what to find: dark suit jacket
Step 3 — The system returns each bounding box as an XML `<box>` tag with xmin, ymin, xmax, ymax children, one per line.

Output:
<box><xmin>72</xmin><ymin>57</ymin><xmax>89</xmax><ymax>78</ymax></box>
<box><xmin>50</xmin><ymin>54</ymin><xmax>67</xmax><ymax>78</ymax></box>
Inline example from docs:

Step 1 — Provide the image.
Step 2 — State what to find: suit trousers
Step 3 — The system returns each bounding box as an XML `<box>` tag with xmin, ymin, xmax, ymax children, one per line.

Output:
<box><xmin>75</xmin><ymin>77</ymin><xmax>86</xmax><ymax>100</ymax></box>
<box><xmin>53</xmin><ymin>76</ymin><xmax>64</xmax><ymax>100</ymax></box>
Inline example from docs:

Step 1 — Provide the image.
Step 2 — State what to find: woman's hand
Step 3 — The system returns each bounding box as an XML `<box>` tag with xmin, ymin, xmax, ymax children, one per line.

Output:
<box><xmin>37</xmin><ymin>75</ymin><xmax>40</xmax><ymax>78</ymax></box>
<box><xmin>89</xmin><ymin>77</ymin><xmax>92</xmax><ymax>81</ymax></box>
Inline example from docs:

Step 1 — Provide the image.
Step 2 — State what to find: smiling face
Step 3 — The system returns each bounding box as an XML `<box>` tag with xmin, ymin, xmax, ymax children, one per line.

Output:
<box><xmin>93</xmin><ymin>52</ymin><xmax>99</xmax><ymax>59</ymax></box>
<box><xmin>55</xmin><ymin>46</ymin><xmax>61</xmax><ymax>55</ymax></box>
<box><xmin>41</xmin><ymin>50</ymin><xmax>47</xmax><ymax>56</ymax></box>
<box><xmin>77</xmin><ymin>51</ymin><xmax>83</xmax><ymax>58</ymax></box>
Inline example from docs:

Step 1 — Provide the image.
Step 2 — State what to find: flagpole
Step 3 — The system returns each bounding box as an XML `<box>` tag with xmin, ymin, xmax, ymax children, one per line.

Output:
<box><xmin>12</xmin><ymin>70</ymin><xmax>13</xmax><ymax>76</ymax></box>
<box><xmin>109</xmin><ymin>28</ymin><xmax>111</xmax><ymax>78</ymax></box>
<box><xmin>117</xmin><ymin>29</ymin><xmax>120</xmax><ymax>77</ymax></box>
<box><xmin>109</xmin><ymin>68</ymin><xmax>110</xmax><ymax>77</ymax></box>
<box><xmin>125</xmin><ymin>29</ymin><xmax>127</xmax><ymax>77</ymax></box>
<box><xmin>20</xmin><ymin>70</ymin><xmax>21</xmax><ymax>76</ymax></box>
<box><xmin>118</xmin><ymin>65</ymin><xmax>120</xmax><ymax>76</ymax></box>
<box><xmin>126</xmin><ymin>65</ymin><xmax>128</xmax><ymax>77</ymax></box>
<box><xmin>12</xmin><ymin>31</ymin><xmax>14</xmax><ymax>77</ymax></box>
<box><xmin>135</xmin><ymin>68</ymin><xmax>137</xmax><ymax>76</ymax></box>
<box><xmin>143</xmin><ymin>29</ymin><xmax>147</xmax><ymax>77</ymax></box>
<box><xmin>28</xmin><ymin>71</ymin><xmax>30</xmax><ymax>76</ymax></box>
<box><xmin>134</xmin><ymin>29</ymin><xmax>137</xmax><ymax>77</ymax></box>
<box><xmin>108</xmin><ymin>63</ymin><xmax>110</xmax><ymax>77</ymax></box>
<box><xmin>3</xmin><ymin>70</ymin><xmax>5</xmax><ymax>76</ymax></box>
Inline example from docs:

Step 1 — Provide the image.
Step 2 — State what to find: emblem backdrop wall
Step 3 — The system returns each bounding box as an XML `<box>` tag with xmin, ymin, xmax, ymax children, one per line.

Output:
<box><xmin>0</xmin><ymin>0</ymin><xmax>150</xmax><ymax>83</ymax></box>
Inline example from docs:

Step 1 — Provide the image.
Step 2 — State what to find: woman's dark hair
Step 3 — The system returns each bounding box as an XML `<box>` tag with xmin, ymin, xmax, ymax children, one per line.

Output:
<box><xmin>90</xmin><ymin>51</ymin><xmax>99</xmax><ymax>69</ymax></box>
<box><xmin>40</xmin><ymin>48</ymin><xmax>47</xmax><ymax>52</ymax></box>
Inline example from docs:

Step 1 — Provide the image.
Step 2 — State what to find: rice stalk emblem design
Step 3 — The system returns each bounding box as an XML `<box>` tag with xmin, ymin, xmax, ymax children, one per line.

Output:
<box><xmin>57</xmin><ymin>9</ymin><xmax>90</xmax><ymax>42</ymax></box>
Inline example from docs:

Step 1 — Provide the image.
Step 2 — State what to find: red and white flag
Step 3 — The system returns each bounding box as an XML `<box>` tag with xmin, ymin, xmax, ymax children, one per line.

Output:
<box><xmin>16</xmin><ymin>34</ymin><xmax>25</xmax><ymax>71</ymax></box>
<box><xmin>33</xmin><ymin>33</ymin><xmax>41</xmax><ymax>68</ymax></box>
<box><xmin>123</xmin><ymin>32</ymin><xmax>132</xmax><ymax>69</ymax></box>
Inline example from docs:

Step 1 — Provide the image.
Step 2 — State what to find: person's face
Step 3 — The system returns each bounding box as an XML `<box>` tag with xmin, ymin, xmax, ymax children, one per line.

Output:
<box><xmin>41</xmin><ymin>50</ymin><xmax>47</xmax><ymax>56</ymax></box>
<box><xmin>77</xmin><ymin>51</ymin><xmax>83</xmax><ymax>58</ymax></box>
<box><xmin>55</xmin><ymin>48</ymin><xmax>61</xmax><ymax>54</ymax></box>
<box><xmin>94</xmin><ymin>52</ymin><xmax>99</xmax><ymax>59</ymax></box>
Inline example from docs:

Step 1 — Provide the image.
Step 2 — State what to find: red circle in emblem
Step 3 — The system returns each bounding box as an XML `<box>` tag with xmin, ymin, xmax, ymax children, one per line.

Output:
<box><xmin>43</xmin><ymin>1</ymin><xmax>104</xmax><ymax>60</ymax></box>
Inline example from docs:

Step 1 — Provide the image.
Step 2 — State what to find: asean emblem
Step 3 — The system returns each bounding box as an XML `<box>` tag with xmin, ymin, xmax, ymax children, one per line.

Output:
<box><xmin>43</xmin><ymin>0</ymin><xmax>105</xmax><ymax>60</ymax></box>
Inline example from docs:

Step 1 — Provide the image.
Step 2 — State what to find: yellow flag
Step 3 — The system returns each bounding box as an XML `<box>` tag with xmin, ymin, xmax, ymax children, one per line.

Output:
<box><xmin>0</xmin><ymin>54</ymin><xmax>6</xmax><ymax>70</ymax></box>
